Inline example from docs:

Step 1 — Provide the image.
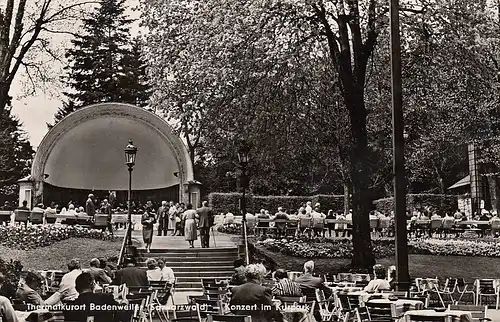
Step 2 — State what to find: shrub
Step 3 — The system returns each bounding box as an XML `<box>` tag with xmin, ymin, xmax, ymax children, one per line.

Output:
<box><xmin>0</xmin><ymin>258</ymin><xmax>22</xmax><ymax>299</ymax></box>
<box><xmin>373</xmin><ymin>194</ymin><xmax>458</xmax><ymax>214</ymax></box>
<box><xmin>209</xmin><ymin>193</ymin><xmax>344</xmax><ymax>214</ymax></box>
<box><xmin>255</xmin><ymin>236</ymin><xmax>500</xmax><ymax>259</ymax></box>
<box><xmin>0</xmin><ymin>224</ymin><xmax>115</xmax><ymax>250</ymax></box>
<box><xmin>215</xmin><ymin>223</ymin><xmax>242</xmax><ymax>235</ymax></box>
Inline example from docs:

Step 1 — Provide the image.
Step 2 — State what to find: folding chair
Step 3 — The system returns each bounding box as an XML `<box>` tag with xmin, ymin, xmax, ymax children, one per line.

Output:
<box><xmin>455</xmin><ymin>278</ymin><xmax>475</xmax><ymax>304</ymax></box>
<box><xmin>475</xmin><ymin>279</ymin><xmax>499</xmax><ymax>309</ymax></box>
<box><xmin>448</xmin><ymin>304</ymin><xmax>491</xmax><ymax>322</ymax></box>
<box><xmin>195</xmin><ymin>298</ymin><xmax>222</xmax><ymax>320</ymax></box>
<box><xmin>365</xmin><ymin>301</ymin><xmax>395</xmax><ymax>322</ymax></box>
<box><xmin>355</xmin><ymin>307</ymin><xmax>371</xmax><ymax>322</ymax></box>
<box><xmin>315</xmin><ymin>289</ymin><xmax>335</xmax><ymax>321</ymax></box>
<box><xmin>338</xmin><ymin>273</ymin><xmax>354</xmax><ymax>282</ymax></box>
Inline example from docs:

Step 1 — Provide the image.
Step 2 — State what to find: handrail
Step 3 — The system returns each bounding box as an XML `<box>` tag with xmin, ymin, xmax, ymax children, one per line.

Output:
<box><xmin>118</xmin><ymin>222</ymin><xmax>131</xmax><ymax>268</ymax></box>
<box><xmin>243</xmin><ymin>220</ymin><xmax>249</xmax><ymax>265</ymax></box>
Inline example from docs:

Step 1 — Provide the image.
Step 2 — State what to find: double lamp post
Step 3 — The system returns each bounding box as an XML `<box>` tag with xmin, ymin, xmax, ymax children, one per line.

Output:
<box><xmin>237</xmin><ymin>141</ymin><xmax>250</xmax><ymax>264</ymax></box>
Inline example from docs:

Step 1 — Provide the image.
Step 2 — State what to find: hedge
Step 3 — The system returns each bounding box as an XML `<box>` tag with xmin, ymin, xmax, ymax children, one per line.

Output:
<box><xmin>373</xmin><ymin>194</ymin><xmax>458</xmax><ymax>214</ymax></box>
<box><xmin>208</xmin><ymin>193</ymin><xmax>344</xmax><ymax>214</ymax></box>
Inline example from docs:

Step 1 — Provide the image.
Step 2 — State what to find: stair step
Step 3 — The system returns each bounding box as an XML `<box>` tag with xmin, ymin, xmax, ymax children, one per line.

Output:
<box><xmin>139</xmin><ymin>256</ymin><xmax>237</xmax><ymax>262</ymax></box>
<box><xmin>175</xmin><ymin>287</ymin><xmax>203</xmax><ymax>292</ymax></box>
<box><xmin>139</xmin><ymin>260</ymin><xmax>234</xmax><ymax>266</ymax></box>
<box><xmin>138</xmin><ymin>266</ymin><xmax>234</xmax><ymax>273</ymax></box>
<box><xmin>175</xmin><ymin>271</ymin><xmax>234</xmax><ymax>278</ymax></box>
<box><xmin>140</xmin><ymin>248</ymin><xmax>238</xmax><ymax>253</ymax></box>
<box><xmin>176</xmin><ymin>277</ymin><xmax>231</xmax><ymax>283</ymax></box>
<box><xmin>175</xmin><ymin>283</ymin><xmax>202</xmax><ymax>288</ymax></box>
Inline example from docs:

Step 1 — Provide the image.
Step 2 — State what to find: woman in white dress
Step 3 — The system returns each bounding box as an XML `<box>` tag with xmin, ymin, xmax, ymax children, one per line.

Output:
<box><xmin>183</xmin><ymin>204</ymin><xmax>198</xmax><ymax>248</ymax></box>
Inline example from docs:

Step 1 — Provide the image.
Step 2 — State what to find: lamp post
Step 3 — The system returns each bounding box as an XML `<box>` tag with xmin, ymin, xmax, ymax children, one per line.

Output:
<box><xmin>390</xmin><ymin>0</ymin><xmax>409</xmax><ymax>290</ymax></box>
<box><xmin>237</xmin><ymin>141</ymin><xmax>250</xmax><ymax>264</ymax></box>
<box><xmin>124</xmin><ymin>140</ymin><xmax>138</xmax><ymax>246</ymax></box>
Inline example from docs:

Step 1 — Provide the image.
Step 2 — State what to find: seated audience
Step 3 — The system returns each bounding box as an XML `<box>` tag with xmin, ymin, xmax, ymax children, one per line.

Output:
<box><xmin>0</xmin><ymin>295</ymin><xmax>19</xmax><ymax>322</ymax></box>
<box><xmin>16</xmin><ymin>272</ymin><xmax>44</xmax><ymax>306</ymax></box>
<box><xmin>230</xmin><ymin>258</ymin><xmax>246</xmax><ymax>286</ymax></box>
<box><xmin>274</xmin><ymin>207</ymin><xmax>289</xmax><ymax>237</ymax></box>
<box><xmin>112</xmin><ymin>256</ymin><xmax>148</xmax><ymax>287</ymax></box>
<box><xmin>364</xmin><ymin>264</ymin><xmax>391</xmax><ymax>293</ymax></box>
<box><xmin>88</xmin><ymin>258</ymin><xmax>112</xmax><ymax>285</ymax></box>
<box><xmin>45</xmin><ymin>258</ymin><xmax>82</xmax><ymax>305</ymax></box>
<box><xmin>17</xmin><ymin>200</ymin><xmax>29</xmax><ymax>211</ymax></box>
<box><xmin>229</xmin><ymin>264</ymin><xmax>283</xmax><ymax>322</ymax></box>
<box><xmin>224</xmin><ymin>212</ymin><xmax>235</xmax><ymax>224</ymax></box>
<box><xmin>271</xmin><ymin>269</ymin><xmax>302</xmax><ymax>297</ymax></box>
<box><xmin>66</xmin><ymin>204</ymin><xmax>77</xmax><ymax>216</ymax></box>
<box><xmin>146</xmin><ymin>259</ymin><xmax>163</xmax><ymax>281</ymax></box>
<box><xmin>99</xmin><ymin>257</ymin><xmax>114</xmax><ymax>280</ymax></box>
<box><xmin>295</xmin><ymin>260</ymin><xmax>332</xmax><ymax>298</ymax></box>
<box><xmin>157</xmin><ymin>259</ymin><xmax>175</xmax><ymax>284</ymax></box>
<box><xmin>65</xmin><ymin>272</ymin><xmax>130</xmax><ymax>322</ymax></box>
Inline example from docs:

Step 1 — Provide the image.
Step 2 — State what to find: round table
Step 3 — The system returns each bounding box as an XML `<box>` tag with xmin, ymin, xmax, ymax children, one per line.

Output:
<box><xmin>401</xmin><ymin>309</ymin><xmax>473</xmax><ymax>322</ymax></box>
<box><xmin>367</xmin><ymin>298</ymin><xmax>424</xmax><ymax>317</ymax></box>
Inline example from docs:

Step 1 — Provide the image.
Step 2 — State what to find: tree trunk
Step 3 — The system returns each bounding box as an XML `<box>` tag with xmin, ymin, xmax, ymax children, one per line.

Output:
<box><xmin>348</xmin><ymin>94</ymin><xmax>375</xmax><ymax>271</ymax></box>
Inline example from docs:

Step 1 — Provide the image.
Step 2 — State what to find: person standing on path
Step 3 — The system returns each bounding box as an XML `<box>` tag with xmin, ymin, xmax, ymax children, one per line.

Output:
<box><xmin>183</xmin><ymin>204</ymin><xmax>198</xmax><ymax>248</ymax></box>
<box><xmin>86</xmin><ymin>194</ymin><xmax>96</xmax><ymax>217</ymax></box>
<box><xmin>142</xmin><ymin>201</ymin><xmax>156</xmax><ymax>253</ymax></box>
<box><xmin>157</xmin><ymin>201</ymin><xmax>169</xmax><ymax>236</ymax></box>
<box><xmin>197</xmin><ymin>201</ymin><xmax>214</xmax><ymax>248</ymax></box>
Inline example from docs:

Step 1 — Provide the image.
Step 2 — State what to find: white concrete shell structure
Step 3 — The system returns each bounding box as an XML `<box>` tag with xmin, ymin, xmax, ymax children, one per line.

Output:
<box><xmin>27</xmin><ymin>102</ymin><xmax>200</xmax><ymax>206</ymax></box>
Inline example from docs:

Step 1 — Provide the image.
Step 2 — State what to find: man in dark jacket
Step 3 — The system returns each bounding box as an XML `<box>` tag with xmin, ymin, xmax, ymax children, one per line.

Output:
<box><xmin>295</xmin><ymin>260</ymin><xmax>332</xmax><ymax>298</ymax></box>
<box><xmin>112</xmin><ymin>257</ymin><xmax>148</xmax><ymax>287</ymax></box>
<box><xmin>230</xmin><ymin>264</ymin><xmax>283</xmax><ymax>322</ymax></box>
<box><xmin>196</xmin><ymin>201</ymin><xmax>214</xmax><ymax>248</ymax></box>
<box><xmin>65</xmin><ymin>272</ymin><xmax>130</xmax><ymax>322</ymax></box>
<box><xmin>157</xmin><ymin>201</ymin><xmax>169</xmax><ymax>236</ymax></box>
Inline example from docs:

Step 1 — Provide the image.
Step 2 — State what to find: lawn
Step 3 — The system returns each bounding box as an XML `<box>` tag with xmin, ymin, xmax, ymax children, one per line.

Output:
<box><xmin>0</xmin><ymin>238</ymin><xmax>124</xmax><ymax>270</ymax></box>
<box><xmin>255</xmin><ymin>246</ymin><xmax>500</xmax><ymax>282</ymax></box>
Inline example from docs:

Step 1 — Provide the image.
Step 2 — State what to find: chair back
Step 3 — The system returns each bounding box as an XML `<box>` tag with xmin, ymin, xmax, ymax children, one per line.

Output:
<box><xmin>448</xmin><ymin>304</ymin><xmax>486</xmax><ymax>322</ymax></box>
<box><xmin>196</xmin><ymin>298</ymin><xmax>222</xmax><ymax>318</ymax></box>
<box><xmin>442</xmin><ymin>219</ymin><xmax>454</xmax><ymax>229</ymax></box>
<box><xmin>0</xmin><ymin>210</ymin><xmax>11</xmax><ymax>224</ymax></box>
<box><xmin>476</xmin><ymin>279</ymin><xmax>496</xmax><ymax>294</ymax></box>
<box><xmin>369</xmin><ymin>218</ymin><xmax>379</xmax><ymax>229</ymax></box>
<box><xmin>312</xmin><ymin>217</ymin><xmax>324</xmax><ymax>229</ymax></box>
<box><xmin>299</xmin><ymin>217</ymin><xmax>311</xmax><ymax>228</ymax></box>
<box><xmin>430</xmin><ymin>219</ymin><xmax>442</xmax><ymax>229</ymax></box>
<box><xmin>355</xmin><ymin>307</ymin><xmax>371</xmax><ymax>322</ymax></box>
<box><xmin>94</xmin><ymin>214</ymin><xmax>108</xmax><ymax>227</ymax></box>
<box><xmin>14</xmin><ymin>209</ymin><xmax>30</xmax><ymax>222</ymax></box>
<box><xmin>443</xmin><ymin>278</ymin><xmax>457</xmax><ymax>293</ymax></box>
<box><xmin>338</xmin><ymin>273</ymin><xmax>353</xmax><ymax>282</ymax></box>
<box><xmin>352</xmin><ymin>274</ymin><xmax>371</xmax><ymax>282</ymax></box>
<box><xmin>365</xmin><ymin>301</ymin><xmax>396</xmax><ymax>320</ymax></box>
<box><xmin>30</xmin><ymin>211</ymin><xmax>43</xmax><ymax>224</ymax></box>
<box><xmin>276</xmin><ymin>296</ymin><xmax>306</xmax><ymax>304</ymax></box>
<box><xmin>207</xmin><ymin>314</ymin><xmax>252</xmax><ymax>322</ymax></box>
<box><xmin>300</xmin><ymin>286</ymin><xmax>317</xmax><ymax>302</ymax></box>
<box><xmin>246</xmin><ymin>216</ymin><xmax>256</xmax><ymax>228</ymax></box>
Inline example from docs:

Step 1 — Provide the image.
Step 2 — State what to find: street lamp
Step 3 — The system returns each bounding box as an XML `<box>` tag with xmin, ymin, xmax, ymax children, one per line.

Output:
<box><xmin>390</xmin><ymin>0</ymin><xmax>409</xmax><ymax>290</ymax></box>
<box><xmin>124</xmin><ymin>140</ymin><xmax>138</xmax><ymax>246</ymax></box>
<box><xmin>237</xmin><ymin>141</ymin><xmax>250</xmax><ymax>264</ymax></box>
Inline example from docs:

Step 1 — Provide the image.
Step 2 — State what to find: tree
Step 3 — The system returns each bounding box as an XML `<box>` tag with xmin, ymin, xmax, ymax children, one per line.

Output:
<box><xmin>55</xmin><ymin>0</ymin><xmax>149</xmax><ymax>122</ymax></box>
<box><xmin>0</xmin><ymin>0</ymin><xmax>97</xmax><ymax>118</ymax></box>
<box><xmin>0</xmin><ymin>107</ymin><xmax>33</xmax><ymax>198</ymax></box>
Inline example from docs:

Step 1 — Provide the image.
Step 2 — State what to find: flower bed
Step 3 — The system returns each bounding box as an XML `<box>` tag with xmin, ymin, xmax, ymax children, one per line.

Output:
<box><xmin>216</xmin><ymin>223</ymin><xmax>242</xmax><ymax>235</ymax></box>
<box><xmin>255</xmin><ymin>236</ymin><xmax>500</xmax><ymax>258</ymax></box>
<box><xmin>0</xmin><ymin>224</ymin><xmax>115</xmax><ymax>250</ymax></box>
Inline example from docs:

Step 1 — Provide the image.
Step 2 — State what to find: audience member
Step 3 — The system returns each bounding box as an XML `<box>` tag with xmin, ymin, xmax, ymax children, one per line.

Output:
<box><xmin>229</xmin><ymin>264</ymin><xmax>283</xmax><ymax>322</ymax></box>
<box><xmin>17</xmin><ymin>200</ymin><xmax>29</xmax><ymax>211</ymax></box>
<box><xmin>86</xmin><ymin>194</ymin><xmax>96</xmax><ymax>217</ymax></box>
<box><xmin>16</xmin><ymin>271</ymin><xmax>44</xmax><ymax>306</ymax></box>
<box><xmin>295</xmin><ymin>260</ymin><xmax>332</xmax><ymax>298</ymax></box>
<box><xmin>364</xmin><ymin>264</ymin><xmax>391</xmax><ymax>293</ymax></box>
<box><xmin>157</xmin><ymin>260</ymin><xmax>175</xmax><ymax>284</ymax></box>
<box><xmin>45</xmin><ymin>258</ymin><xmax>82</xmax><ymax>305</ymax></box>
<box><xmin>271</xmin><ymin>269</ymin><xmax>302</xmax><ymax>297</ymax></box>
<box><xmin>146</xmin><ymin>259</ymin><xmax>163</xmax><ymax>281</ymax></box>
<box><xmin>230</xmin><ymin>258</ymin><xmax>246</xmax><ymax>286</ymax></box>
<box><xmin>112</xmin><ymin>257</ymin><xmax>148</xmax><ymax>287</ymax></box>
<box><xmin>88</xmin><ymin>258</ymin><xmax>112</xmax><ymax>285</ymax></box>
<box><xmin>65</xmin><ymin>272</ymin><xmax>129</xmax><ymax>322</ymax></box>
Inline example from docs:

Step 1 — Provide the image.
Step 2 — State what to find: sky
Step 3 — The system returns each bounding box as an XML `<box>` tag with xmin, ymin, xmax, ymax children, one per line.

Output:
<box><xmin>9</xmin><ymin>0</ymin><xmax>141</xmax><ymax>149</ymax></box>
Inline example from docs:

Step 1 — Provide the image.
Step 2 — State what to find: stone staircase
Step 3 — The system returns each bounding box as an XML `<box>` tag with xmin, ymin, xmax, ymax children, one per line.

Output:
<box><xmin>136</xmin><ymin>247</ymin><xmax>239</xmax><ymax>292</ymax></box>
